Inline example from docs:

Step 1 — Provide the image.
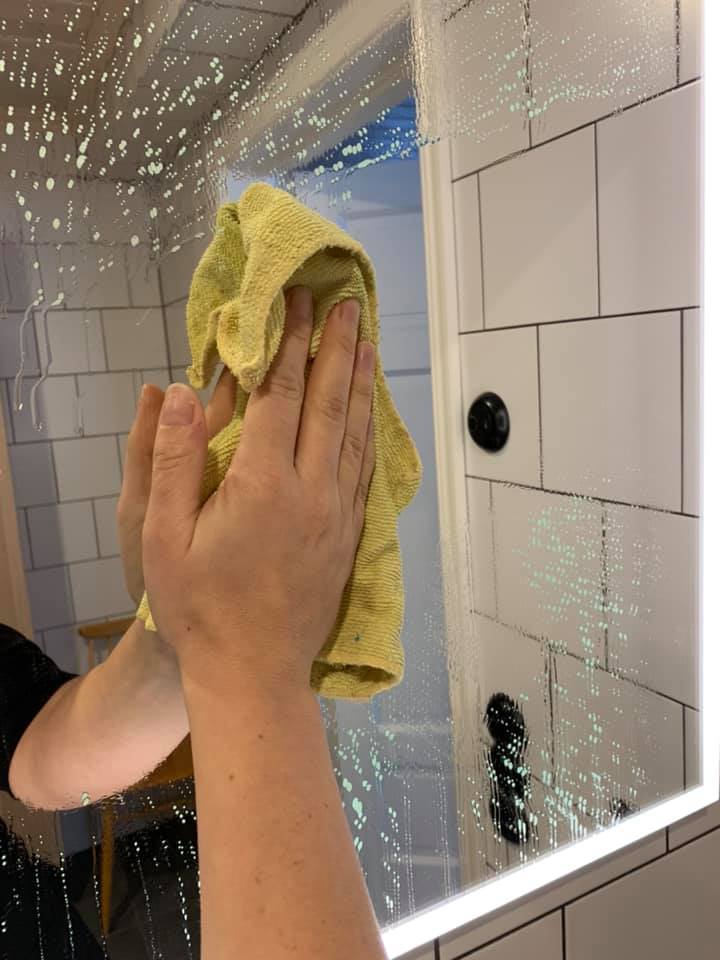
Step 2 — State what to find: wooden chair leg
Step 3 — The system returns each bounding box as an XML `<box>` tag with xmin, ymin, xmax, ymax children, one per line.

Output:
<box><xmin>100</xmin><ymin>806</ymin><xmax>115</xmax><ymax>937</ymax></box>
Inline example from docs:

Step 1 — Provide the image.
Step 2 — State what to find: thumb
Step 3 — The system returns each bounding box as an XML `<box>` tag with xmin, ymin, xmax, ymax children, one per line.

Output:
<box><xmin>144</xmin><ymin>383</ymin><xmax>207</xmax><ymax>561</ymax></box>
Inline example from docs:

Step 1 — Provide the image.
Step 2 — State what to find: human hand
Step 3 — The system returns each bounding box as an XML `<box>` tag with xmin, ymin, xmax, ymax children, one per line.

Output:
<box><xmin>117</xmin><ymin>370</ymin><xmax>238</xmax><ymax>608</ymax></box>
<box><xmin>141</xmin><ymin>286</ymin><xmax>376</xmax><ymax>694</ymax></box>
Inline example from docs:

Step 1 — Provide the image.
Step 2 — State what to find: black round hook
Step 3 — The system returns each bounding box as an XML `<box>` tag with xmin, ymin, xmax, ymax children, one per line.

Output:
<box><xmin>467</xmin><ymin>392</ymin><xmax>510</xmax><ymax>452</ymax></box>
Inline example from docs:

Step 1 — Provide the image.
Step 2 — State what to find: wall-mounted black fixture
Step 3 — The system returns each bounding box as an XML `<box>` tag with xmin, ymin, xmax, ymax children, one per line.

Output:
<box><xmin>467</xmin><ymin>392</ymin><xmax>510</xmax><ymax>452</ymax></box>
<box><xmin>484</xmin><ymin>692</ymin><xmax>532</xmax><ymax>846</ymax></box>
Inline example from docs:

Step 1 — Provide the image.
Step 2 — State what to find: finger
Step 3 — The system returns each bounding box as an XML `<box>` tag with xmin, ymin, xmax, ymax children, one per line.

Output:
<box><xmin>338</xmin><ymin>341</ymin><xmax>375</xmax><ymax>513</ymax></box>
<box><xmin>238</xmin><ymin>286</ymin><xmax>313</xmax><ymax>469</ymax></box>
<box><xmin>143</xmin><ymin>384</ymin><xmax>207</xmax><ymax>559</ymax></box>
<box><xmin>120</xmin><ymin>384</ymin><xmax>165</xmax><ymax>509</ymax></box>
<box><xmin>353</xmin><ymin>417</ymin><xmax>375</xmax><ymax>540</ymax></box>
<box><xmin>205</xmin><ymin>366</ymin><xmax>237</xmax><ymax>439</ymax></box>
<box><xmin>295</xmin><ymin>299</ymin><xmax>360</xmax><ymax>479</ymax></box>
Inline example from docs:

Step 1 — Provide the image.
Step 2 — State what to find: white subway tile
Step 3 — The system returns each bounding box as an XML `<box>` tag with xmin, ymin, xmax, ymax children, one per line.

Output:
<box><xmin>349</xmin><ymin>213</ymin><xmax>428</xmax><ymax>316</ymax></box>
<box><xmin>597</xmin><ymin>83</ymin><xmax>701</xmax><ymax>315</ymax></box>
<box><xmin>39</xmin><ymin>244</ymin><xmax>131</xmax><ymax>308</ymax></box>
<box><xmin>44</xmin><ymin>309</ymin><xmax>106</xmax><ymax>374</ymax></box>
<box><xmin>53</xmin><ymin>437</ymin><xmax>121</xmax><ymax>500</ymax></box>
<box><xmin>165</xmin><ymin>300</ymin><xmax>191</xmax><ymax>367</ymax></box>
<box><xmin>26</xmin><ymin>566</ymin><xmax>74</xmax><ymax>631</ymax></box>
<box><xmin>492</xmin><ymin>484</ymin><xmax>604</xmax><ymax>660</ymax></box>
<box><xmin>2</xmin><ymin>243</ymin><xmax>42</xmax><ymax>310</ymax></box>
<box><xmin>27</xmin><ymin>501</ymin><xmax>98</xmax><ymax>567</ymax></box>
<box><xmin>680</xmin><ymin>0</ymin><xmax>703</xmax><ymax>83</ymax></box>
<box><xmin>11</xmin><ymin>376</ymin><xmax>79</xmax><ymax>442</ymax></box>
<box><xmin>461</xmin><ymin>327</ymin><xmax>540</xmax><ymax>487</ymax></box>
<box><xmin>93</xmin><ymin>497</ymin><xmax>120</xmax><ymax>557</ymax></box>
<box><xmin>0</xmin><ymin>311</ymin><xmax>40</xmax><ymax>377</ymax></box>
<box><xmin>453</xmin><ymin>177</ymin><xmax>483</xmax><ymax>332</ymax></box>
<box><xmin>8</xmin><ymin>441</ymin><xmax>58</xmax><ymax>506</ymax></box>
<box><xmin>16</xmin><ymin>509</ymin><xmax>32</xmax><ymax>570</ymax></box>
<box><xmin>447</xmin><ymin>0</ymin><xmax>530</xmax><ymax>176</ymax></box>
<box><xmin>125</xmin><ymin>246</ymin><xmax>162</xmax><ymax>306</ymax></box>
<box><xmin>380</xmin><ymin>314</ymin><xmax>430</xmax><ymax>372</ymax></box>
<box><xmin>683</xmin><ymin>706</ymin><xmax>700</xmax><ymax>790</ymax></box>
<box><xmin>466</xmin><ymin>479</ymin><xmax>496</xmax><ymax>617</ymax></box>
<box><xmin>540</xmin><ymin>313</ymin><xmax>682</xmax><ymax>509</ymax></box>
<box><xmin>69</xmin><ymin>556</ymin><xmax>132</xmax><ymax>622</ymax></box>
<box><xmin>669</xmin><ymin>797</ymin><xmax>720</xmax><ymax>850</ymax></box>
<box><xmin>438</xmin><ymin>831</ymin><xmax>667</xmax><ymax>957</ymax></box>
<box><xmin>76</xmin><ymin>372</ymin><xmax>136</xmax><ymax>435</ymax></box>
<box><xmin>683</xmin><ymin>309</ymin><xmax>701</xmax><ymax>516</ymax></box>
<box><xmin>480</xmin><ymin>127</ymin><xmax>597</xmax><ymax>328</ymax></box>
<box><xmin>565</xmin><ymin>831</ymin><xmax>720</xmax><ymax>959</ymax></box>
<box><xmin>159</xmin><ymin>238</ymin><xmax>206</xmax><ymax>304</ymax></box>
<box><xmin>102</xmin><ymin>308</ymin><xmax>168</xmax><ymax>370</ymax></box>
<box><xmin>141</xmin><ymin>369</ymin><xmax>171</xmax><ymax>390</ymax></box>
<box><xmin>464</xmin><ymin>912</ymin><xmax>562</xmax><ymax>960</ymax></box>
<box><xmin>553</xmin><ymin>655</ymin><xmax>684</xmax><ymax>821</ymax></box>
<box><xmin>606</xmin><ymin>507</ymin><xmax>699</xmax><ymax>707</ymax></box>
<box><xmin>531</xmin><ymin>0</ymin><xmax>677</xmax><ymax>143</ymax></box>
<box><xmin>42</xmin><ymin>625</ymin><xmax>83</xmax><ymax>674</ymax></box>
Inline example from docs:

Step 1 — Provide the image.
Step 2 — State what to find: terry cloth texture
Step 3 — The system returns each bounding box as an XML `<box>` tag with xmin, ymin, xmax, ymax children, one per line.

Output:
<box><xmin>136</xmin><ymin>182</ymin><xmax>422</xmax><ymax>700</ymax></box>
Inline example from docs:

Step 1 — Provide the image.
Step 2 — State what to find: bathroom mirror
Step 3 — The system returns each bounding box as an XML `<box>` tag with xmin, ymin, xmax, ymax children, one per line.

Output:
<box><xmin>0</xmin><ymin>1</ymin><xmax>714</xmax><ymax>957</ymax></box>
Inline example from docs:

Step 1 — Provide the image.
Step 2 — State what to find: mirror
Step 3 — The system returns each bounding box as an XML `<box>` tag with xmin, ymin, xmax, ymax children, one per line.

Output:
<box><xmin>0</xmin><ymin>0</ymin><xmax>711</xmax><ymax>956</ymax></box>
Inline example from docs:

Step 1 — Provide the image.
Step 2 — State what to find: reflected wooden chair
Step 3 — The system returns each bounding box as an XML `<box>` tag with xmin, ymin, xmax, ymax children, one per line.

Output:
<box><xmin>77</xmin><ymin>618</ymin><xmax>195</xmax><ymax>937</ymax></box>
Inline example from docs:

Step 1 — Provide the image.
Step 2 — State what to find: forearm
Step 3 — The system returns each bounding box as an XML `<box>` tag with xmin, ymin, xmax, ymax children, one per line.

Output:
<box><xmin>9</xmin><ymin>619</ymin><xmax>189</xmax><ymax>810</ymax></box>
<box><xmin>181</xmin><ymin>660</ymin><xmax>388</xmax><ymax>960</ymax></box>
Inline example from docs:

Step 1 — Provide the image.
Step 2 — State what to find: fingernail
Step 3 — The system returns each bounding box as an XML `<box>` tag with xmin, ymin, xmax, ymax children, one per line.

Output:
<box><xmin>137</xmin><ymin>383</ymin><xmax>148</xmax><ymax>409</ymax></box>
<box><xmin>358</xmin><ymin>341</ymin><xmax>375</xmax><ymax>370</ymax></box>
<box><xmin>341</xmin><ymin>299</ymin><xmax>360</xmax><ymax>325</ymax></box>
<box><xmin>161</xmin><ymin>384</ymin><xmax>194</xmax><ymax>425</ymax></box>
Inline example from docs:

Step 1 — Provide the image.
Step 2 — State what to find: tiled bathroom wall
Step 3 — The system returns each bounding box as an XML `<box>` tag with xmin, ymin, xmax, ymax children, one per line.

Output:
<box><xmin>0</xmin><ymin>177</ymin><xmax>175</xmax><ymax>671</ymax></box>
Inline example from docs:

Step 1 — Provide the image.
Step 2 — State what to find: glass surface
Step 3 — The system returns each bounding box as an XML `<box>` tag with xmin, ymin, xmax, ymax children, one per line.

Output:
<box><xmin>0</xmin><ymin>0</ymin><xmax>704</xmax><ymax>955</ymax></box>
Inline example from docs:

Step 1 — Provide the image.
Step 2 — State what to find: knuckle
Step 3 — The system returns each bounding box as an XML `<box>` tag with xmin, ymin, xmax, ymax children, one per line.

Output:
<box><xmin>316</xmin><ymin>391</ymin><xmax>347</xmax><ymax>425</ymax></box>
<box><xmin>152</xmin><ymin>440</ymin><xmax>187</xmax><ymax>472</ymax></box>
<box><xmin>344</xmin><ymin>431</ymin><xmax>365</xmax><ymax>464</ymax></box>
<box><xmin>265</xmin><ymin>370</ymin><xmax>304</xmax><ymax>405</ymax></box>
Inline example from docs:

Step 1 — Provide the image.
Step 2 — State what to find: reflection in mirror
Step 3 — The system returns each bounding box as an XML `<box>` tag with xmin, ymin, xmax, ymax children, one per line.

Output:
<box><xmin>0</xmin><ymin>0</ymin><xmax>704</xmax><ymax>956</ymax></box>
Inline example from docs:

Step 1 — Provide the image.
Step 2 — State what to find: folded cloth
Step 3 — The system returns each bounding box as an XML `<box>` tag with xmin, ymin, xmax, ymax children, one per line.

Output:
<box><xmin>136</xmin><ymin>182</ymin><xmax>422</xmax><ymax>700</ymax></box>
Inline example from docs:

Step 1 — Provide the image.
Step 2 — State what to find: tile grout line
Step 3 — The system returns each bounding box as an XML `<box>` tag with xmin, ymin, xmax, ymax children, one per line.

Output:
<box><xmin>676</xmin><ymin>0</ymin><xmax>682</xmax><ymax>87</ymax></box>
<box><xmin>90</xmin><ymin>499</ymin><xmax>102</xmax><ymax>560</ymax></box>
<box><xmin>601</xmin><ymin>502</ymin><xmax>609</xmax><ymax>671</ymax></box>
<box><xmin>464</xmin><ymin>473</ymin><xmax>699</xmax><ymax>519</ymax></box>
<box><xmin>22</xmin><ymin>507</ymin><xmax>35</xmax><ymax>571</ymax></box>
<box><xmin>449</xmin><ymin>77</ymin><xmax>701</xmax><ymax>183</ymax></box>
<box><xmin>477</xmin><ymin>174</ymin><xmax>486</xmax><ymax>330</ymax></box>
<box><xmin>536</xmin><ymin>325</ymin><xmax>543</xmax><ymax>488</ymax></box>
<box><xmin>561</xmin><ymin>905</ymin><xmax>567</xmax><ymax>960</ymax></box>
<box><xmin>682</xmin><ymin>705</ymin><xmax>687</xmax><ymax>791</ymax></box>
<box><xmin>594</xmin><ymin>122</ymin><xmax>601</xmax><ymax>315</ymax></box>
<box><xmin>157</xmin><ymin>260</ymin><xmax>174</xmax><ymax>386</ymax></box>
<box><xmin>457</xmin><ymin>304</ymin><xmax>699</xmax><ymax>335</ymax></box>
<box><xmin>488</xmin><ymin>481</ymin><xmax>500</xmax><ymax>619</ymax></box>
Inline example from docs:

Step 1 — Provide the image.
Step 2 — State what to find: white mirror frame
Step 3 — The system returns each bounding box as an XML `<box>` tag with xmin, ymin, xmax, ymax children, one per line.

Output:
<box><xmin>380</xmin><ymin>6</ymin><xmax>719</xmax><ymax>957</ymax></box>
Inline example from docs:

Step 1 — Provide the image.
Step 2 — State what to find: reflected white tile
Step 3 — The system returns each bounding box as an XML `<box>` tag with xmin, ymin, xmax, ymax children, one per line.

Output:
<box><xmin>0</xmin><ymin>311</ymin><xmax>40</xmax><ymax>377</ymax></box>
<box><xmin>53</xmin><ymin>437</ymin><xmax>121</xmax><ymax>501</ymax></box>
<box><xmin>103</xmin><ymin>308</ymin><xmax>168</xmax><ymax>371</ymax></box>
<box><xmin>492</xmin><ymin>484</ymin><xmax>604</xmax><ymax>660</ymax></box>
<box><xmin>3</xmin><ymin>243</ymin><xmax>42</xmax><ymax>310</ymax></box>
<box><xmin>93</xmin><ymin>497</ymin><xmax>120</xmax><ymax>557</ymax></box>
<box><xmin>565</xmin><ymin>830</ymin><xmax>720</xmax><ymax>959</ymax></box>
<box><xmin>668</xmin><ymin>800</ymin><xmax>720</xmax><ymax>850</ymax></box>
<box><xmin>480</xmin><ymin>127</ymin><xmax>597</xmax><ymax>328</ymax></box>
<box><xmin>27</xmin><ymin>501</ymin><xmax>98</xmax><ymax>567</ymax></box>
<box><xmin>453</xmin><ymin>177</ymin><xmax>483</xmax><ymax>333</ymax></box>
<box><xmin>467</xmin><ymin>479</ymin><xmax>495</xmax><ymax>618</ymax></box>
<box><xmin>461</xmin><ymin>328</ymin><xmax>540</xmax><ymax>487</ymax></box>
<box><xmin>683</xmin><ymin>309</ymin><xmax>701</xmax><ymax>516</ymax></box>
<box><xmin>26</xmin><ymin>566</ymin><xmax>74</xmax><ymax>631</ymax></box>
<box><xmin>141</xmin><ymin>369</ymin><xmax>172</xmax><ymax>391</ymax></box>
<box><xmin>126</xmin><ymin>246</ymin><xmax>162</xmax><ymax>307</ymax></box>
<box><xmin>8</xmin><ymin>441</ymin><xmax>58</xmax><ymax>507</ymax></box>
<box><xmin>606</xmin><ymin>506</ymin><xmax>699</xmax><ymax>707</ymax></box>
<box><xmin>165</xmin><ymin>300</ymin><xmax>191</xmax><ymax>367</ymax></box>
<box><xmin>464</xmin><ymin>911</ymin><xmax>562</xmax><ymax>959</ymax></box>
<box><xmin>11</xmin><ymin>376</ymin><xmax>78</xmax><ymax>442</ymax></box>
<box><xmin>597</xmin><ymin>83</ymin><xmax>702</xmax><ymax>315</ymax></box>
<box><xmin>43</xmin><ymin>309</ymin><xmax>106</xmax><ymax>374</ymax></box>
<box><xmin>447</xmin><ymin>0</ymin><xmax>530</xmax><ymax>176</ymax></box>
<box><xmin>43</xmin><ymin>625</ymin><xmax>83</xmax><ymax>674</ymax></box>
<box><xmin>15</xmin><ymin>509</ymin><xmax>31</xmax><ymax>570</ymax></box>
<box><xmin>540</xmin><ymin>313</ymin><xmax>682</xmax><ymax>510</ymax></box>
<box><xmin>76</xmin><ymin>372</ymin><xmax>136</xmax><ymax>435</ymax></box>
<box><xmin>553</xmin><ymin>655</ymin><xmax>684</xmax><ymax>821</ymax></box>
<box><xmin>159</xmin><ymin>238</ymin><xmax>208</xmax><ymax>304</ymax></box>
<box><xmin>680</xmin><ymin>0</ymin><xmax>703</xmax><ymax>83</ymax></box>
<box><xmin>531</xmin><ymin>0</ymin><xmax>677</xmax><ymax>143</ymax></box>
<box><xmin>69</xmin><ymin>556</ymin><xmax>132</xmax><ymax>622</ymax></box>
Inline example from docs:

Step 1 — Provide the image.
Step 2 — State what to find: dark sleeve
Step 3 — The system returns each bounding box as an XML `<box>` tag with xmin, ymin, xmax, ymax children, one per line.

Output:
<box><xmin>0</xmin><ymin>623</ymin><xmax>77</xmax><ymax>798</ymax></box>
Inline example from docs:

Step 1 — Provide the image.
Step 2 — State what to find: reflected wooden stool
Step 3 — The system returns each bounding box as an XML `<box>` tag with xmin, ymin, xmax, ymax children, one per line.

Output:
<box><xmin>77</xmin><ymin>618</ymin><xmax>194</xmax><ymax>937</ymax></box>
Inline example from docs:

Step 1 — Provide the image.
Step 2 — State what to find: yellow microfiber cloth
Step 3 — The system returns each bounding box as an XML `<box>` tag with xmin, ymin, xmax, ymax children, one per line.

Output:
<box><xmin>136</xmin><ymin>182</ymin><xmax>422</xmax><ymax>701</ymax></box>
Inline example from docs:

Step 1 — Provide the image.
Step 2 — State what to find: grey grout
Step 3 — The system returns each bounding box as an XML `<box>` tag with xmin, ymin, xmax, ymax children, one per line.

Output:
<box><xmin>458</xmin><ymin>304</ymin><xmax>700</xmax><ymax>335</ymax></box>
<box><xmin>22</xmin><ymin>507</ymin><xmax>35</xmax><ymax>571</ymax></box>
<box><xmin>90</xmin><ymin>498</ymin><xmax>103</xmax><ymax>560</ymax></box>
<box><xmin>477</xmin><ymin>174</ymin><xmax>486</xmax><ymax>330</ymax></box>
<box><xmin>561</xmin><ymin>905</ymin><xmax>567</xmax><ymax>960</ymax></box>
<box><xmin>535</xmin><ymin>326</ymin><xmax>543</xmax><ymax>487</ymax></box>
<box><xmin>676</xmin><ymin>0</ymin><xmax>682</xmax><ymax>87</ymax></box>
<box><xmin>594</xmin><ymin>122</ymin><xmax>601</xmax><ymax>315</ymax></box>
<box><xmin>681</xmin><ymin>310</ymin><xmax>685</xmax><ymax>513</ymax></box>
<box><xmin>465</xmin><ymin>473</ymin><xmax>699</xmax><ymax>519</ymax></box>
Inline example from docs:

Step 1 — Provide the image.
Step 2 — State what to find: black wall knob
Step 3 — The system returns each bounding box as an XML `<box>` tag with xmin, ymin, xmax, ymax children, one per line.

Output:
<box><xmin>467</xmin><ymin>392</ymin><xmax>510</xmax><ymax>452</ymax></box>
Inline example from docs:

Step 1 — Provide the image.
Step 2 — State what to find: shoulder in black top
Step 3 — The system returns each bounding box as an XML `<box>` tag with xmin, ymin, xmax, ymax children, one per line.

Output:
<box><xmin>0</xmin><ymin>623</ymin><xmax>77</xmax><ymax>798</ymax></box>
